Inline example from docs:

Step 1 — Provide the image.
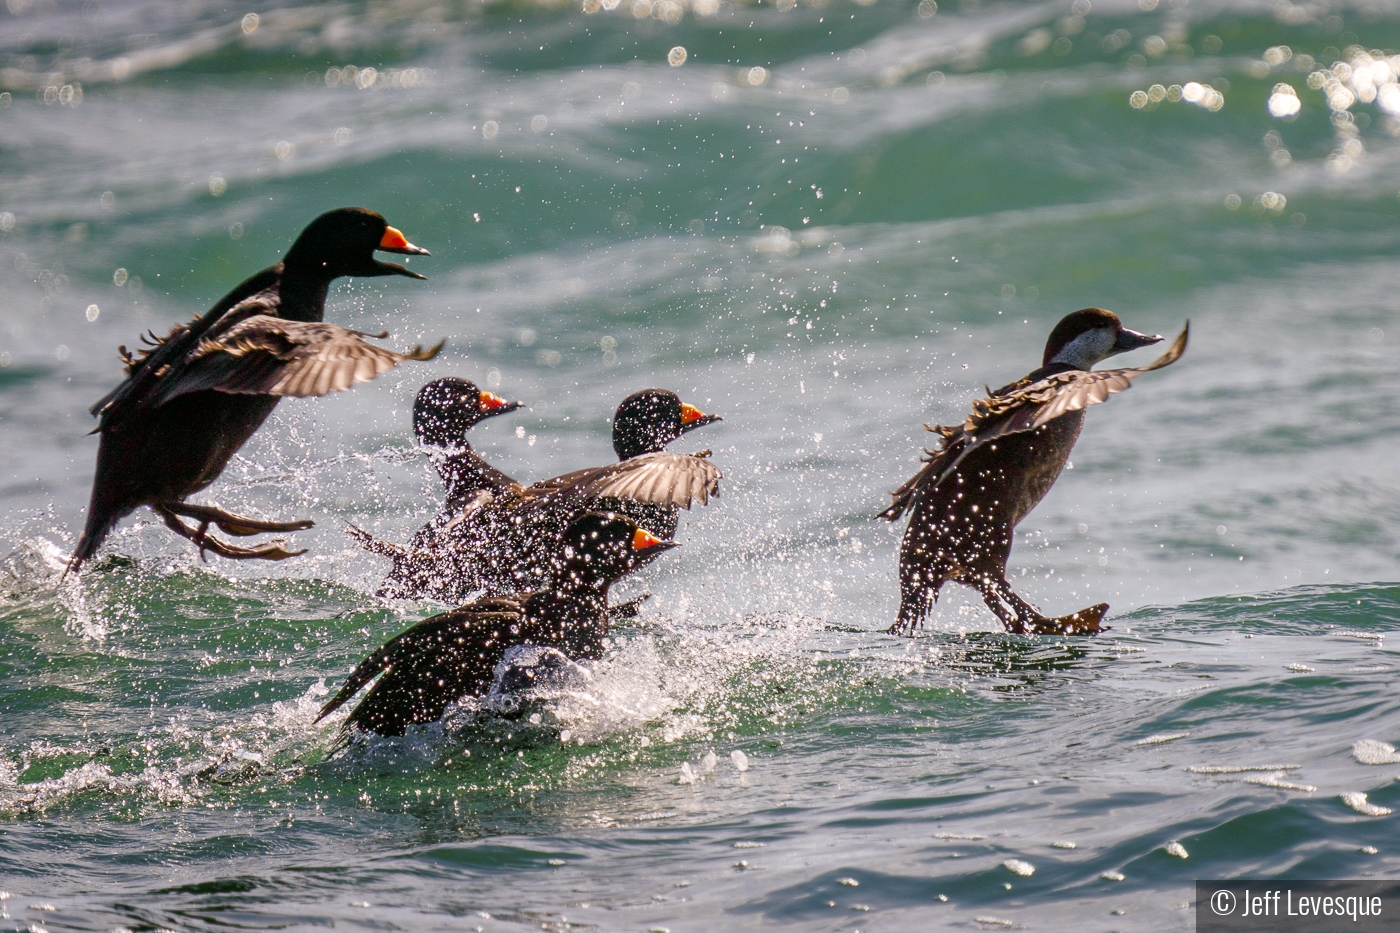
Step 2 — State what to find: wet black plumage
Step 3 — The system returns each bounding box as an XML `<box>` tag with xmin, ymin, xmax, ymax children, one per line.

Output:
<box><xmin>317</xmin><ymin>511</ymin><xmax>677</xmax><ymax>737</ymax></box>
<box><xmin>882</xmin><ymin>309</ymin><xmax>1188</xmax><ymax>636</ymax></box>
<box><xmin>349</xmin><ymin>377</ymin><xmax>522</xmax><ymax>577</ymax></box>
<box><xmin>68</xmin><ymin>208</ymin><xmax>439</xmax><ymax>572</ymax></box>
<box><xmin>369</xmin><ymin>388</ymin><xmax>721</xmax><ymax>602</ymax></box>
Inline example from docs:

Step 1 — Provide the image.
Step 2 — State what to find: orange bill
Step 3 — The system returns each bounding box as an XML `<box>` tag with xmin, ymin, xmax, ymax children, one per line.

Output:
<box><xmin>633</xmin><ymin>528</ymin><xmax>666</xmax><ymax>551</ymax></box>
<box><xmin>378</xmin><ymin>226</ymin><xmax>430</xmax><ymax>255</ymax></box>
<box><xmin>680</xmin><ymin>403</ymin><xmax>707</xmax><ymax>425</ymax></box>
<box><xmin>479</xmin><ymin>391</ymin><xmax>509</xmax><ymax>411</ymax></box>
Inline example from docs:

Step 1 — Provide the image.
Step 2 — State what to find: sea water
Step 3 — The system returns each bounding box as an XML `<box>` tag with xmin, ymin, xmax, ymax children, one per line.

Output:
<box><xmin>2</xmin><ymin>0</ymin><xmax>1400</xmax><ymax>928</ymax></box>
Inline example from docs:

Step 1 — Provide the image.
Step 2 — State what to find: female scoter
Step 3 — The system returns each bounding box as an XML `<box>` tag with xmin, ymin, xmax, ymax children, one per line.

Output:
<box><xmin>368</xmin><ymin>388</ymin><xmax>721</xmax><ymax>602</ymax></box>
<box><xmin>317</xmin><ymin>511</ymin><xmax>677</xmax><ymax>736</ymax></box>
<box><xmin>880</xmin><ymin>308</ymin><xmax>1188</xmax><ymax>636</ymax></box>
<box><xmin>68</xmin><ymin>208</ymin><xmax>440</xmax><ymax>573</ymax></box>
<box><xmin>348</xmin><ymin>377</ymin><xmax>522</xmax><ymax>569</ymax></box>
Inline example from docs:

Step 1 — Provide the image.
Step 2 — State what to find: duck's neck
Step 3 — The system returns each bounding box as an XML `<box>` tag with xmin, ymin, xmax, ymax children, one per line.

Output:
<box><xmin>426</xmin><ymin>441</ymin><xmax>516</xmax><ymax>503</ymax></box>
<box><xmin>276</xmin><ymin>263</ymin><xmax>334</xmax><ymax>323</ymax></box>
<box><xmin>529</xmin><ymin>575</ymin><xmax>612</xmax><ymax>658</ymax></box>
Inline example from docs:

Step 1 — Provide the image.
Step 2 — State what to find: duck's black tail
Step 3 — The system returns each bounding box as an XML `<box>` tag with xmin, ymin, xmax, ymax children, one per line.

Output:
<box><xmin>63</xmin><ymin>481</ymin><xmax>124</xmax><ymax>580</ymax></box>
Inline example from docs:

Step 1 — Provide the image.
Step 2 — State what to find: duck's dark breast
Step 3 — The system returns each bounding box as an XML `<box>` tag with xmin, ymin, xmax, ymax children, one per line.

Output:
<box><xmin>993</xmin><ymin>410</ymin><xmax>1085</xmax><ymax>527</ymax></box>
<box><xmin>907</xmin><ymin>411</ymin><xmax>1085</xmax><ymax>575</ymax></box>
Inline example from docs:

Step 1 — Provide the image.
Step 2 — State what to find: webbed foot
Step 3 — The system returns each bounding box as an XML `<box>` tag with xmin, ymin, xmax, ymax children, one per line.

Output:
<box><xmin>1026</xmin><ymin>603</ymin><xmax>1110</xmax><ymax>636</ymax></box>
<box><xmin>156</xmin><ymin>505</ymin><xmax>309</xmax><ymax>562</ymax></box>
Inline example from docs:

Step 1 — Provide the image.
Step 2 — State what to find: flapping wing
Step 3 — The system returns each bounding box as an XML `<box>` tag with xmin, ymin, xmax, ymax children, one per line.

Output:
<box><xmin>146</xmin><ymin>316</ymin><xmax>444</xmax><ymax>406</ymax></box>
<box><xmin>518</xmin><ymin>451</ymin><xmax>721</xmax><ymax>511</ymax></box>
<box><xmin>880</xmin><ymin>324</ymin><xmax>1187</xmax><ymax>520</ymax></box>
<box><xmin>965</xmin><ymin>323</ymin><xmax>1188</xmax><ymax>440</ymax></box>
<box><xmin>575</xmin><ymin>451</ymin><xmax>721</xmax><ymax>509</ymax></box>
<box><xmin>92</xmin><ymin>273</ymin><xmax>280</xmax><ymax>428</ymax></box>
<box><xmin>878</xmin><ymin>425</ymin><xmax>968</xmax><ymax>521</ymax></box>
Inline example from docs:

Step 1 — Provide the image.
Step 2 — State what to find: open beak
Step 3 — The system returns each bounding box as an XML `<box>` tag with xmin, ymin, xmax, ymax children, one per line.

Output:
<box><xmin>632</xmin><ymin>527</ymin><xmax>679</xmax><ymax>552</ymax></box>
<box><xmin>376</xmin><ymin>226</ymin><xmax>431</xmax><ymax>280</ymax></box>
<box><xmin>680</xmin><ymin>402</ymin><xmax>722</xmax><ymax>433</ymax></box>
<box><xmin>1114</xmin><ymin>327</ymin><xmax>1163</xmax><ymax>352</ymax></box>
<box><xmin>478</xmin><ymin>390</ymin><xmax>523</xmax><ymax>416</ymax></box>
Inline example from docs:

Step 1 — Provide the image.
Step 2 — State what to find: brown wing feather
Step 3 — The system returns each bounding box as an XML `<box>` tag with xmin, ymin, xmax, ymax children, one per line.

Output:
<box><xmin>574</xmin><ymin>452</ymin><xmax>721</xmax><ymax>509</ymax></box>
<box><xmin>880</xmin><ymin>323</ymin><xmax>1187</xmax><ymax>519</ymax></box>
<box><xmin>158</xmin><ymin>317</ymin><xmax>444</xmax><ymax>402</ymax></box>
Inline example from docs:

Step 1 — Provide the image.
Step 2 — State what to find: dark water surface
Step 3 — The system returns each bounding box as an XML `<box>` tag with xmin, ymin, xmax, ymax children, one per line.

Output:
<box><xmin>3</xmin><ymin>0</ymin><xmax>1400</xmax><ymax>929</ymax></box>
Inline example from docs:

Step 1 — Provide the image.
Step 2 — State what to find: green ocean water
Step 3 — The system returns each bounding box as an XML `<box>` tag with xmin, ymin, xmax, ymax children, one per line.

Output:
<box><xmin>3</xmin><ymin>0</ymin><xmax>1400</xmax><ymax>929</ymax></box>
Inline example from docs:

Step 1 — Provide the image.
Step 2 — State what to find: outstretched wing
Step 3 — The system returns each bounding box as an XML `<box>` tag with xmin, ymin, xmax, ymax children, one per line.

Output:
<box><xmin>146</xmin><ymin>316</ymin><xmax>444</xmax><ymax>407</ymax></box>
<box><xmin>880</xmin><ymin>324</ymin><xmax>1188</xmax><ymax>520</ymax></box>
<box><xmin>518</xmin><ymin>451</ymin><xmax>722</xmax><ymax>511</ymax></box>
<box><xmin>92</xmin><ymin>271</ymin><xmax>281</xmax><ymax>428</ymax></box>
<box><xmin>570</xmin><ymin>451</ymin><xmax>721</xmax><ymax>509</ymax></box>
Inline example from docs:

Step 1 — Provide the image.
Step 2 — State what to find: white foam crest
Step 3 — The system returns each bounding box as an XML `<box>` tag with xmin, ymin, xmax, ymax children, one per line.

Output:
<box><xmin>0</xmin><ymin>680</ymin><xmax>344</xmax><ymax>813</ymax></box>
<box><xmin>541</xmin><ymin>611</ymin><xmax>833</xmax><ymax>747</ymax></box>
<box><xmin>1353</xmin><ymin>739</ymin><xmax>1400</xmax><ymax>765</ymax></box>
<box><xmin>0</xmin><ymin>758</ymin><xmax>199</xmax><ymax>815</ymax></box>
<box><xmin>0</xmin><ymin>537</ymin><xmax>68</xmax><ymax>597</ymax></box>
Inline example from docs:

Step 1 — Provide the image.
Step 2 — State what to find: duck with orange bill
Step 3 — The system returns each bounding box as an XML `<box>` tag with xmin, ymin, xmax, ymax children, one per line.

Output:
<box><xmin>68</xmin><ymin>208</ymin><xmax>442</xmax><ymax>572</ymax></box>
<box><xmin>348</xmin><ymin>377</ymin><xmax>523</xmax><ymax>567</ymax></box>
<box><xmin>362</xmin><ymin>388</ymin><xmax>722</xmax><ymax>604</ymax></box>
<box><xmin>881</xmin><ymin>309</ymin><xmax>1188</xmax><ymax>636</ymax></box>
<box><xmin>318</xmin><ymin>511</ymin><xmax>677</xmax><ymax>737</ymax></box>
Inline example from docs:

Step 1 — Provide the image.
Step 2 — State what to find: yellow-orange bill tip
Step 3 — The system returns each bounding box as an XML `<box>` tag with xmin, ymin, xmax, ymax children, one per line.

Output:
<box><xmin>633</xmin><ymin>528</ymin><xmax>665</xmax><ymax>551</ymax></box>
<box><xmin>680</xmin><ymin>403</ymin><xmax>706</xmax><ymax>425</ymax></box>
<box><xmin>380</xmin><ymin>226</ymin><xmax>410</xmax><ymax>250</ymax></box>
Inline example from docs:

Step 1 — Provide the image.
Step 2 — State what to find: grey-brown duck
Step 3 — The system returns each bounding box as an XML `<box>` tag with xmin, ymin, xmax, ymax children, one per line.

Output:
<box><xmin>881</xmin><ymin>308</ymin><xmax>1188</xmax><ymax>636</ymax></box>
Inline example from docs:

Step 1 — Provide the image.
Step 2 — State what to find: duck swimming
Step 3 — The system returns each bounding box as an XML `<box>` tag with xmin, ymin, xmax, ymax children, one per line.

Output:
<box><xmin>365</xmin><ymin>388</ymin><xmax>721</xmax><ymax>603</ymax></box>
<box><xmin>318</xmin><ymin>511</ymin><xmax>676</xmax><ymax>737</ymax></box>
<box><xmin>349</xmin><ymin>377</ymin><xmax>522</xmax><ymax>574</ymax></box>
<box><xmin>880</xmin><ymin>308</ymin><xmax>1188</xmax><ymax>636</ymax></box>
<box><xmin>68</xmin><ymin>207</ymin><xmax>440</xmax><ymax>572</ymax></box>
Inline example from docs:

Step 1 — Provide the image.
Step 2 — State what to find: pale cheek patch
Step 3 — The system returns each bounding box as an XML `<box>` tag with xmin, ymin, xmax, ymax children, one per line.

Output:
<box><xmin>1051</xmin><ymin>328</ymin><xmax>1117</xmax><ymax>369</ymax></box>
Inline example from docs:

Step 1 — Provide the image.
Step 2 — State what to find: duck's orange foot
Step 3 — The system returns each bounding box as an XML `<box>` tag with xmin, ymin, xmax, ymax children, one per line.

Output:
<box><xmin>1028</xmin><ymin>603</ymin><xmax>1109</xmax><ymax>636</ymax></box>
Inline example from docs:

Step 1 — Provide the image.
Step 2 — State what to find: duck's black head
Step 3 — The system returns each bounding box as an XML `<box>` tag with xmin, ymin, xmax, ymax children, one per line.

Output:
<box><xmin>283</xmin><ymin>207</ymin><xmax>431</xmax><ymax>282</ymax></box>
<box><xmin>612</xmin><ymin>389</ymin><xmax>720</xmax><ymax>460</ymax></box>
<box><xmin>553</xmin><ymin>511</ymin><xmax>678</xmax><ymax>590</ymax></box>
<box><xmin>413</xmin><ymin>377</ymin><xmax>523</xmax><ymax>448</ymax></box>
<box><xmin>1043</xmin><ymin>308</ymin><xmax>1162</xmax><ymax>370</ymax></box>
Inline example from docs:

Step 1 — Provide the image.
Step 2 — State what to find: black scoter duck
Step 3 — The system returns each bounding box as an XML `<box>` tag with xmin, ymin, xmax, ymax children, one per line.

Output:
<box><xmin>881</xmin><ymin>308</ymin><xmax>1188</xmax><ymax>636</ymax></box>
<box><xmin>349</xmin><ymin>377</ymin><xmax>522</xmax><ymax>570</ymax></box>
<box><xmin>369</xmin><ymin>388</ymin><xmax>721</xmax><ymax>602</ymax></box>
<box><xmin>317</xmin><ymin>511</ymin><xmax>677</xmax><ymax>736</ymax></box>
<box><xmin>68</xmin><ymin>208</ymin><xmax>440</xmax><ymax>573</ymax></box>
